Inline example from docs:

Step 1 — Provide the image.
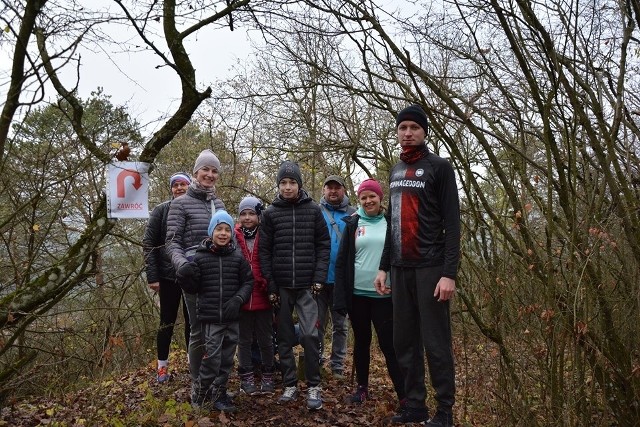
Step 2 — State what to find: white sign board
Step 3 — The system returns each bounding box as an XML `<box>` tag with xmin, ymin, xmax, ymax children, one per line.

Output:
<box><xmin>106</xmin><ymin>161</ymin><xmax>151</xmax><ymax>219</ymax></box>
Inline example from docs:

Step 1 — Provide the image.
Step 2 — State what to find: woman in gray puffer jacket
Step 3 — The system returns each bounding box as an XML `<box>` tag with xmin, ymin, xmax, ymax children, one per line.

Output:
<box><xmin>165</xmin><ymin>149</ymin><xmax>225</xmax><ymax>401</ymax></box>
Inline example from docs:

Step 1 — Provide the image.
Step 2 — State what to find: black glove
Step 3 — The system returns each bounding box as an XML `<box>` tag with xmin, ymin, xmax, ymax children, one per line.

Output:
<box><xmin>176</xmin><ymin>261</ymin><xmax>199</xmax><ymax>293</ymax></box>
<box><xmin>268</xmin><ymin>292</ymin><xmax>280</xmax><ymax>310</ymax></box>
<box><xmin>223</xmin><ymin>295</ymin><xmax>243</xmax><ymax>320</ymax></box>
<box><xmin>311</xmin><ymin>282</ymin><xmax>324</xmax><ymax>296</ymax></box>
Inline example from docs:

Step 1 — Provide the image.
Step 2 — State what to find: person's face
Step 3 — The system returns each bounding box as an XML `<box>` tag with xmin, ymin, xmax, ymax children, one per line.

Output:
<box><xmin>239</xmin><ymin>209</ymin><xmax>259</xmax><ymax>229</ymax></box>
<box><xmin>397</xmin><ymin>120</ymin><xmax>426</xmax><ymax>147</ymax></box>
<box><xmin>358</xmin><ymin>190</ymin><xmax>382</xmax><ymax>216</ymax></box>
<box><xmin>278</xmin><ymin>178</ymin><xmax>299</xmax><ymax>200</ymax></box>
<box><xmin>194</xmin><ymin>166</ymin><xmax>219</xmax><ymax>188</ymax></box>
<box><xmin>212</xmin><ymin>223</ymin><xmax>232</xmax><ymax>246</ymax></box>
<box><xmin>323</xmin><ymin>182</ymin><xmax>345</xmax><ymax>205</ymax></box>
<box><xmin>171</xmin><ymin>180</ymin><xmax>189</xmax><ymax>198</ymax></box>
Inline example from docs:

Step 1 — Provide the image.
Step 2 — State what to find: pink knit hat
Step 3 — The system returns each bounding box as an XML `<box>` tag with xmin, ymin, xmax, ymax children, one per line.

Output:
<box><xmin>357</xmin><ymin>178</ymin><xmax>383</xmax><ymax>199</ymax></box>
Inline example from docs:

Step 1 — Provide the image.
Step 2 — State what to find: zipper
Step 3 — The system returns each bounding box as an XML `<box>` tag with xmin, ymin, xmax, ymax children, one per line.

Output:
<box><xmin>218</xmin><ymin>256</ymin><xmax>223</xmax><ymax>321</ymax></box>
<box><xmin>292</xmin><ymin>203</ymin><xmax>296</xmax><ymax>287</ymax></box>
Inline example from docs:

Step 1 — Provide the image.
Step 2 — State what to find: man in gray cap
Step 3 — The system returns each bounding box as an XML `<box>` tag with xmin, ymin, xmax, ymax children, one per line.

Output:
<box><xmin>318</xmin><ymin>175</ymin><xmax>356</xmax><ymax>379</ymax></box>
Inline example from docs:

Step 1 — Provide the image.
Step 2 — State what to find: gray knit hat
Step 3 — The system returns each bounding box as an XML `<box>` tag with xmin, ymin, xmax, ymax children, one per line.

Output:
<box><xmin>238</xmin><ymin>196</ymin><xmax>264</xmax><ymax>216</ymax></box>
<box><xmin>193</xmin><ymin>149</ymin><xmax>221</xmax><ymax>174</ymax></box>
<box><xmin>276</xmin><ymin>160</ymin><xmax>303</xmax><ymax>188</ymax></box>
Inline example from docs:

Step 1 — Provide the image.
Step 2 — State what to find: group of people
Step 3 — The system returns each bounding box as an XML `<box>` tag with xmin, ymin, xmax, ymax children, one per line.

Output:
<box><xmin>142</xmin><ymin>105</ymin><xmax>461</xmax><ymax>426</ymax></box>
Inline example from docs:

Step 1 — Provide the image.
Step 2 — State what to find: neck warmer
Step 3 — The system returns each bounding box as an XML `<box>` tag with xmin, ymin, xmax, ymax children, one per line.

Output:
<box><xmin>357</xmin><ymin>206</ymin><xmax>386</xmax><ymax>223</ymax></box>
<box><xmin>241</xmin><ymin>226</ymin><xmax>258</xmax><ymax>239</ymax></box>
<box><xmin>400</xmin><ymin>143</ymin><xmax>428</xmax><ymax>164</ymax></box>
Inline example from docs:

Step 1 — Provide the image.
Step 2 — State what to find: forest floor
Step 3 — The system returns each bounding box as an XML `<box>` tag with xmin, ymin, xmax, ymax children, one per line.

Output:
<box><xmin>0</xmin><ymin>335</ymin><xmax>501</xmax><ymax>426</ymax></box>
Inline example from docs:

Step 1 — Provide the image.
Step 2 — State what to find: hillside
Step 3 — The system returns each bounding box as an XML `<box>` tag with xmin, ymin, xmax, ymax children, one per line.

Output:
<box><xmin>0</xmin><ymin>340</ymin><xmax>499</xmax><ymax>426</ymax></box>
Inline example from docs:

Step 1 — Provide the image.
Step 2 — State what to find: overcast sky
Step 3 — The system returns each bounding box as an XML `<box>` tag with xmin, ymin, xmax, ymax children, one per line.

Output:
<box><xmin>65</xmin><ymin>27</ymin><xmax>253</xmax><ymax>131</ymax></box>
<box><xmin>0</xmin><ymin>4</ymin><xmax>254</xmax><ymax>136</ymax></box>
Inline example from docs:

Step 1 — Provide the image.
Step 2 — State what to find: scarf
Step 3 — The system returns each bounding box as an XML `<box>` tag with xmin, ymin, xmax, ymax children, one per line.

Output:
<box><xmin>400</xmin><ymin>143</ymin><xmax>428</xmax><ymax>164</ymax></box>
<box><xmin>209</xmin><ymin>240</ymin><xmax>236</xmax><ymax>255</ymax></box>
<box><xmin>191</xmin><ymin>181</ymin><xmax>217</xmax><ymax>201</ymax></box>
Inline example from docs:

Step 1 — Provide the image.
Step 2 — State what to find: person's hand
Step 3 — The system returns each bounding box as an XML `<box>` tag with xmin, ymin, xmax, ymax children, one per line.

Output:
<box><xmin>373</xmin><ymin>270</ymin><xmax>391</xmax><ymax>295</ymax></box>
<box><xmin>434</xmin><ymin>277</ymin><xmax>456</xmax><ymax>302</ymax></box>
<box><xmin>176</xmin><ymin>262</ymin><xmax>199</xmax><ymax>293</ymax></box>
<box><xmin>268</xmin><ymin>292</ymin><xmax>280</xmax><ymax>309</ymax></box>
<box><xmin>311</xmin><ymin>283</ymin><xmax>323</xmax><ymax>296</ymax></box>
<box><xmin>223</xmin><ymin>295</ymin><xmax>243</xmax><ymax>319</ymax></box>
<box><xmin>176</xmin><ymin>262</ymin><xmax>196</xmax><ymax>279</ymax></box>
<box><xmin>149</xmin><ymin>282</ymin><xmax>160</xmax><ymax>292</ymax></box>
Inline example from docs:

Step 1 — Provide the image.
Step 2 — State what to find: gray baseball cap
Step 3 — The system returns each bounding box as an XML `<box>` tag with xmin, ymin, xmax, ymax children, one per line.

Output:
<box><xmin>323</xmin><ymin>175</ymin><xmax>346</xmax><ymax>187</ymax></box>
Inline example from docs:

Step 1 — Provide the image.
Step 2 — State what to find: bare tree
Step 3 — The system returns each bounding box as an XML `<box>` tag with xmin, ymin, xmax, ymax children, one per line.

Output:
<box><xmin>0</xmin><ymin>0</ymin><xmax>260</xmax><ymax>395</ymax></box>
<box><xmin>237</xmin><ymin>0</ymin><xmax>640</xmax><ymax>423</ymax></box>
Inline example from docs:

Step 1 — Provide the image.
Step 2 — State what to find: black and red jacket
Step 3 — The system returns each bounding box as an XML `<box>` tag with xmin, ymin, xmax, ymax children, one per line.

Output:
<box><xmin>379</xmin><ymin>150</ymin><xmax>461</xmax><ymax>279</ymax></box>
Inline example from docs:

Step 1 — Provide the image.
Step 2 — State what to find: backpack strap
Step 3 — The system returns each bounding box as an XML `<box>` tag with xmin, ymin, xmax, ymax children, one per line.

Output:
<box><xmin>320</xmin><ymin>204</ymin><xmax>343</xmax><ymax>240</ymax></box>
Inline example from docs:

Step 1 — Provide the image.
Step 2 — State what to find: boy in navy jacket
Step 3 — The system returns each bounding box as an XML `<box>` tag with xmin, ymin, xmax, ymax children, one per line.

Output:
<box><xmin>181</xmin><ymin>210</ymin><xmax>253</xmax><ymax>412</ymax></box>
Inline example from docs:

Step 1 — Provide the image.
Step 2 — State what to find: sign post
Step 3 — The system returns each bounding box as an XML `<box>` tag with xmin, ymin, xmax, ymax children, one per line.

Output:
<box><xmin>106</xmin><ymin>161</ymin><xmax>151</xmax><ymax>219</ymax></box>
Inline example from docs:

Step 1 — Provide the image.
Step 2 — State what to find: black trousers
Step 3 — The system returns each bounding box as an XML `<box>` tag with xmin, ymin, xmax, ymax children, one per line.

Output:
<box><xmin>391</xmin><ymin>266</ymin><xmax>455</xmax><ymax>412</ymax></box>
<box><xmin>349</xmin><ymin>294</ymin><xmax>404</xmax><ymax>400</ymax></box>
<box><xmin>157</xmin><ymin>278</ymin><xmax>190</xmax><ymax>360</ymax></box>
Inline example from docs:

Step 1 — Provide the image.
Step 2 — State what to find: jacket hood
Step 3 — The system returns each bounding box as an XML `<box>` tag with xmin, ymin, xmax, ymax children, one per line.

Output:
<box><xmin>320</xmin><ymin>195</ymin><xmax>352</xmax><ymax>212</ymax></box>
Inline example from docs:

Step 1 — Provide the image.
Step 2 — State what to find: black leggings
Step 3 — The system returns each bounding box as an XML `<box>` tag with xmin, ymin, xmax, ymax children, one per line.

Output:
<box><xmin>349</xmin><ymin>294</ymin><xmax>404</xmax><ymax>399</ymax></box>
<box><xmin>157</xmin><ymin>278</ymin><xmax>190</xmax><ymax>360</ymax></box>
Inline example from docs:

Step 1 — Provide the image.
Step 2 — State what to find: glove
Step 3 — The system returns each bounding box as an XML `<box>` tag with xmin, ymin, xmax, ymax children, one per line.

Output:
<box><xmin>268</xmin><ymin>292</ymin><xmax>280</xmax><ymax>310</ymax></box>
<box><xmin>176</xmin><ymin>262</ymin><xmax>199</xmax><ymax>293</ymax></box>
<box><xmin>223</xmin><ymin>295</ymin><xmax>243</xmax><ymax>320</ymax></box>
<box><xmin>311</xmin><ymin>282</ymin><xmax>324</xmax><ymax>296</ymax></box>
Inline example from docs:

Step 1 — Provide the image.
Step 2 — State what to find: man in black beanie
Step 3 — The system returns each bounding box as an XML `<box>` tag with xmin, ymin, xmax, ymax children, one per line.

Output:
<box><xmin>395</xmin><ymin>104</ymin><xmax>430</xmax><ymax>134</ymax></box>
<box><xmin>375</xmin><ymin>104</ymin><xmax>460</xmax><ymax>426</ymax></box>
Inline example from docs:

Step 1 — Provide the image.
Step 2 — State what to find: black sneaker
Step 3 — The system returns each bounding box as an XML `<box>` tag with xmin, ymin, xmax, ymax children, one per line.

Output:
<box><xmin>390</xmin><ymin>406</ymin><xmax>429</xmax><ymax>423</ymax></box>
<box><xmin>213</xmin><ymin>394</ymin><xmax>236</xmax><ymax>412</ymax></box>
<box><xmin>425</xmin><ymin>410</ymin><xmax>453</xmax><ymax>426</ymax></box>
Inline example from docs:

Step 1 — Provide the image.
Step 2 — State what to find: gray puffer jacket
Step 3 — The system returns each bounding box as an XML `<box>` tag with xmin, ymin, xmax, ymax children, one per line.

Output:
<box><xmin>259</xmin><ymin>189</ymin><xmax>330</xmax><ymax>292</ymax></box>
<box><xmin>192</xmin><ymin>240</ymin><xmax>253</xmax><ymax>324</ymax></box>
<box><xmin>165</xmin><ymin>185</ymin><xmax>225</xmax><ymax>271</ymax></box>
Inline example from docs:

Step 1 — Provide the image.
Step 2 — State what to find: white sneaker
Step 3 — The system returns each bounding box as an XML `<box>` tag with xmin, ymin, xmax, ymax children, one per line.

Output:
<box><xmin>306</xmin><ymin>386</ymin><xmax>322</xmax><ymax>410</ymax></box>
<box><xmin>278</xmin><ymin>386</ymin><xmax>298</xmax><ymax>404</ymax></box>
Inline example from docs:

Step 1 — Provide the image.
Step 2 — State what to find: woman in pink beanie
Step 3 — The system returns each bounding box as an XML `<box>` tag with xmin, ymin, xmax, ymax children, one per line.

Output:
<box><xmin>333</xmin><ymin>178</ymin><xmax>405</xmax><ymax>409</ymax></box>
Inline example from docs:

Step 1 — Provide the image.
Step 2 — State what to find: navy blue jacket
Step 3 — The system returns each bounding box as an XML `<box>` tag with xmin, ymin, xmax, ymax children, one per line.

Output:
<box><xmin>191</xmin><ymin>240</ymin><xmax>253</xmax><ymax>324</ymax></box>
<box><xmin>259</xmin><ymin>189</ymin><xmax>331</xmax><ymax>293</ymax></box>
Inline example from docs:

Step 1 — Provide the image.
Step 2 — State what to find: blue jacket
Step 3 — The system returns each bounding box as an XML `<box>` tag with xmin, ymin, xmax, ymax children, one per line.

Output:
<box><xmin>319</xmin><ymin>196</ymin><xmax>356</xmax><ymax>284</ymax></box>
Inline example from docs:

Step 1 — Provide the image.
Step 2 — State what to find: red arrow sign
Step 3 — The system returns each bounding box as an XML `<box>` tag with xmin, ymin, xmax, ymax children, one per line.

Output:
<box><xmin>117</xmin><ymin>169</ymin><xmax>142</xmax><ymax>198</ymax></box>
